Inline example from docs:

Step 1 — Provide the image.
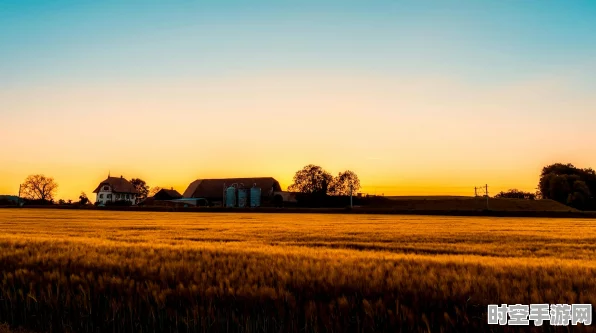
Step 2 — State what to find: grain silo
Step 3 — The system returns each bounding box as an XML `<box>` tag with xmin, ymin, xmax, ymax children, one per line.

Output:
<box><xmin>225</xmin><ymin>186</ymin><xmax>237</xmax><ymax>207</ymax></box>
<box><xmin>250</xmin><ymin>185</ymin><xmax>261</xmax><ymax>207</ymax></box>
<box><xmin>237</xmin><ymin>188</ymin><xmax>248</xmax><ymax>208</ymax></box>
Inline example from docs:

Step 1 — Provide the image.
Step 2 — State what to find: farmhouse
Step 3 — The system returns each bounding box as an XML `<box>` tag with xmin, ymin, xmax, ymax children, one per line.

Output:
<box><xmin>183</xmin><ymin>177</ymin><xmax>281</xmax><ymax>205</ymax></box>
<box><xmin>93</xmin><ymin>176</ymin><xmax>139</xmax><ymax>206</ymax></box>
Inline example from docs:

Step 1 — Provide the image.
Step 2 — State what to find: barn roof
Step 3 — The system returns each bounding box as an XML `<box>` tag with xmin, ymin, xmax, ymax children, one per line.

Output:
<box><xmin>183</xmin><ymin>177</ymin><xmax>281</xmax><ymax>199</ymax></box>
<box><xmin>92</xmin><ymin>176</ymin><xmax>139</xmax><ymax>194</ymax></box>
<box><xmin>161</xmin><ymin>189</ymin><xmax>182</xmax><ymax>197</ymax></box>
<box><xmin>154</xmin><ymin>188</ymin><xmax>183</xmax><ymax>199</ymax></box>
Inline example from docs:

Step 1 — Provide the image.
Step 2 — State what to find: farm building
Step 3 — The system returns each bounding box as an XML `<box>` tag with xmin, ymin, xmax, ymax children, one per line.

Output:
<box><xmin>272</xmin><ymin>191</ymin><xmax>298</xmax><ymax>207</ymax></box>
<box><xmin>0</xmin><ymin>195</ymin><xmax>19</xmax><ymax>205</ymax></box>
<box><xmin>153</xmin><ymin>188</ymin><xmax>183</xmax><ymax>200</ymax></box>
<box><xmin>138</xmin><ymin>188</ymin><xmax>206</xmax><ymax>208</ymax></box>
<box><xmin>93</xmin><ymin>175</ymin><xmax>139</xmax><ymax>206</ymax></box>
<box><xmin>139</xmin><ymin>197</ymin><xmax>208</xmax><ymax>208</ymax></box>
<box><xmin>183</xmin><ymin>177</ymin><xmax>281</xmax><ymax>206</ymax></box>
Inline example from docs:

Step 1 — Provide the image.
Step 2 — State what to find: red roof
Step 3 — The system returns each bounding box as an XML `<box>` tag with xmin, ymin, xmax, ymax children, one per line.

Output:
<box><xmin>92</xmin><ymin>176</ymin><xmax>139</xmax><ymax>194</ymax></box>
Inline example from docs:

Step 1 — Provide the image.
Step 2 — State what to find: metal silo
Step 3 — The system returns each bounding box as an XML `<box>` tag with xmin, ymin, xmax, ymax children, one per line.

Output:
<box><xmin>237</xmin><ymin>188</ymin><xmax>248</xmax><ymax>208</ymax></box>
<box><xmin>225</xmin><ymin>186</ymin><xmax>237</xmax><ymax>207</ymax></box>
<box><xmin>250</xmin><ymin>185</ymin><xmax>261</xmax><ymax>207</ymax></box>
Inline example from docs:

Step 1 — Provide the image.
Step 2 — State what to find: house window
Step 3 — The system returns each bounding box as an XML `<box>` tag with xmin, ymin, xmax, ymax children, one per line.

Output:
<box><xmin>126</xmin><ymin>194</ymin><xmax>130</xmax><ymax>199</ymax></box>
<box><xmin>99</xmin><ymin>194</ymin><xmax>103</xmax><ymax>199</ymax></box>
<box><xmin>107</xmin><ymin>194</ymin><xmax>112</xmax><ymax>199</ymax></box>
<box><xmin>103</xmin><ymin>185</ymin><xmax>109</xmax><ymax>191</ymax></box>
<box><xmin>116</xmin><ymin>194</ymin><xmax>121</xmax><ymax>199</ymax></box>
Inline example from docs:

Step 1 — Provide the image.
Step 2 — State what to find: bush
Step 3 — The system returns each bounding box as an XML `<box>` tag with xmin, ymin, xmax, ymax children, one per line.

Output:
<box><xmin>494</xmin><ymin>189</ymin><xmax>536</xmax><ymax>200</ymax></box>
<box><xmin>23</xmin><ymin>199</ymin><xmax>53</xmax><ymax>205</ymax></box>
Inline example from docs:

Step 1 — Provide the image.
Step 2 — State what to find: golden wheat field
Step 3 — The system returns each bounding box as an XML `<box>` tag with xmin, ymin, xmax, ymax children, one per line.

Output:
<box><xmin>0</xmin><ymin>209</ymin><xmax>595</xmax><ymax>333</ymax></box>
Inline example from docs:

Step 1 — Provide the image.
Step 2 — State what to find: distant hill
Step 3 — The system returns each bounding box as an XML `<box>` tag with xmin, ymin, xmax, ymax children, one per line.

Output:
<box><xmin>386</xmin><ymin>195</ymin><xmax>474</xmax><ymax>200</ymax></box>
<box><xmin>372</xmin><ymin>196</ymin><xmax>578</xmax><ymax>212</ymax></box>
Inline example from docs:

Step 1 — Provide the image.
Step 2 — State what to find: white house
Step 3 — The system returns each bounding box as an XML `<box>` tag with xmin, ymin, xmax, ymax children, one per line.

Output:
<box><xmin>93</xmin><ymin>175</ymin><xmax>139</xmax><ymax>206</ymax></box>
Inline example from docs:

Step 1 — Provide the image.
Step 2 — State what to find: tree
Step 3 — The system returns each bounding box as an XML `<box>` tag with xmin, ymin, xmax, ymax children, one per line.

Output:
<box><xmin>494</xmin><ymin>189</ymin><xmax>535</xmax><ymax>200</ymax></box>
<box><xmin>21</xmin><ymin>174</ymin><xmax>58</xmax><ymax>202</ymax></box>
<box><xmin>549</xmin><ymin>174</ymin><xmax>572</xmax><ymax>204</ymax></box>
<box><xmin>288</xmin><ymin>165</ymin><xmax>333</xmax><ymax>195</ymax></box>
<box><xmin>567</xmin><ymin>180</ymin><xmax>592</xmax><ymax>210</ymax></box>
<box><xmin>329</xmin><ymin>170</ymin><xmax>361</xmax><ymax>196</ymax></box>
<box><xmin>79</xmin><ymin>192</ymin><xmax>89</xmax><ymax>205</ymax></box>
<box><xmin>149</xmin><ymin>186</ymin><xmax>162</xmax><ymax>197</ymax></box>
<box><xmin>538</xmin><ymin>163</ymin><xmax>596</xmax><ymax>210</ymax></box>
<box><xmin>130</xmin><ymin>178</ymin><xmax>149</xmax><ymax>201</ymax></box>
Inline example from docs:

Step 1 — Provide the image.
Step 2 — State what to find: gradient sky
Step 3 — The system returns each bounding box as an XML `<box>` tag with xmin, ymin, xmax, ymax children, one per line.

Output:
<box><xmin>1</xmin><ymin>0</ymin><xmax>596</xmax><ymax>200</ymax></box>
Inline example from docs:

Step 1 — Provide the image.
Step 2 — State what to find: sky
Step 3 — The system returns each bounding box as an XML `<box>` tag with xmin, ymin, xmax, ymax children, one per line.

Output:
<box><xmin>1</xmin><ymin>0</ymin><xmax>596</xmax><ymax>200</ymax></box>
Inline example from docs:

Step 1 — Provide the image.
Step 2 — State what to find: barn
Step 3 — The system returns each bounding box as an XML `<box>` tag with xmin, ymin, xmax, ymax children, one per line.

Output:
<box><xmin>182</xmin><ymin>177</ymin><xmax>281</xmax><ymax>206</ymax></box>
<box><xmin>153</xmin><ymin>188</ymin><xmax>183</xmax><ymax>201</ymax></box>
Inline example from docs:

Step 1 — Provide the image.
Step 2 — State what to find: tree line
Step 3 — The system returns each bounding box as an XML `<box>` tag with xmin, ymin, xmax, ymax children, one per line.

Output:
<box><xmin>8</xmin><ymin>162</ymin><xmax>596</xmax><ymax>211</ymax></box>
<box><xmin>288</xmin><ymin>164</ymin><xmax>361</xmax><ymax>196</ymax></box>
<box><xmin>285</xmin><ymin>164</ymin><xmax>362</xmax><ymax>208</ymax></box>
<box><xmin>287</xmin><ymin>162</ymin><xmax>596</xmax><ymax>211</ymax></box>
<box><xmin>485</xmin><ymin>163</ymin><xmax>595</xmax><ymax>210</ymax></box>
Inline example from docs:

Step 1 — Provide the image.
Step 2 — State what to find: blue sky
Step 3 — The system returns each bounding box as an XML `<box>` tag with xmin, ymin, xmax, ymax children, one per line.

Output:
<box><xmin>2</xmin><ymin>1</ymin><xmax>595</xmax><ymax>87</ymax></box>
<box><xmin>1</xmin><ymin>1</ymin><xmax>596</xmax><ymax>198</ymax></box>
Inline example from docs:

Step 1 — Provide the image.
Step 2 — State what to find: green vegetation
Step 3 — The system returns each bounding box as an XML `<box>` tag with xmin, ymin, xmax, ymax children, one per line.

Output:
<box><xmin>1</xmin><ymin>209</ymin><xmax>595</xmax><ymax>332</ymax></box>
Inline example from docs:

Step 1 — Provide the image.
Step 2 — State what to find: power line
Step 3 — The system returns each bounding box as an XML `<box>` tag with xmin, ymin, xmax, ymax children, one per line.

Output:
<box><xmin>474</xmin><ymin>184</ymin><xmax>489</xmax><ymax>210</ymax></box>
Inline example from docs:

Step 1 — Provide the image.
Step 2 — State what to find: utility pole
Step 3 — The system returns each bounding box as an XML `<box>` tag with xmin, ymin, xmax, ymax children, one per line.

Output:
<box><xmin>485</xmin><ymin>184</ymin><xmax>489</xmax><ymax>210</ymax></box>
<box><xmin>474</xmin><ymin>186</ymin><xmax>477</xmax><ymax>197</ymax></box>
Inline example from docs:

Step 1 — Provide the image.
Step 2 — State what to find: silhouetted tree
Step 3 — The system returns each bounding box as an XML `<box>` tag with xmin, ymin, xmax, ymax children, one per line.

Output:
<box><xmin>329</xmin><ymin>170</ymin><xmax>361</xmax><ymax>196</ymax></box>
<box><xmin>494</xmin><ymin>189</ymin><xmax>536</xmax><ymax>200</ymax></box>
<box><xmin>79</xmin><ymin>192</ymin><xmax>89</xmax><ymax>205</ymax></box>
<box><xmin>21</xmin><ymin>174</ymin><xmax>58</xmax><ymax>202</ymax></box>
<box><xmin>568</xmin><ymin>180</ymin><xmax>591</xmax><ymax>209</ymax></box>
<box><xmin>130</xmin><ymin>178</ymin><xmax>149</xmax><ymax>201</ymax></box>
<box><xmin>149</xmin><ymin>186</ymin><xmax>162</xmax><ymax>197</ymax></box>
<box><xmin>288</xmin><ymin>165</ymin><xmax>333</xmax><ymax>195</ymax></box>
<box><xmin>538</xmin><ymin>163</ymin><xmax>596</xmax><ymax>210</ymax></box>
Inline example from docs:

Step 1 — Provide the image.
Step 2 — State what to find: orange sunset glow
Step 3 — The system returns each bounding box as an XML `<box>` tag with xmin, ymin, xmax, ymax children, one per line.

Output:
<box><xmin>1</xmin><ymin>2</ymin><xmax>595</xmax><ymax>201</ymax></box>
<box><xmin>2</xmin><ymin>71</ymin><xmax>595</xmax><ymax>200</ymax></box>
